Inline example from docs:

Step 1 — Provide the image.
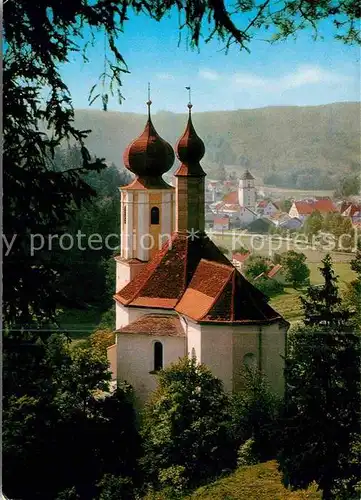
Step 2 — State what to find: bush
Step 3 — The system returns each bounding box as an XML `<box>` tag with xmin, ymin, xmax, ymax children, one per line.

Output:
<box><xmin>253</xmin><ymin>277</ymin><xmax>284</xmax><ymax>298</ymax></box>
<box><xmin>237</xmin><ymin>438</ymin><xmax>259</xmax><ymax>467</ymax></box>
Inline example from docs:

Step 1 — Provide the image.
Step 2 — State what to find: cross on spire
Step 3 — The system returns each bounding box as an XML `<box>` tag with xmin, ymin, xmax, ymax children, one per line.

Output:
<box><xmin>185</xmin><ymin>86</ymin><xmax>192</xmax><ymax>113</ymax></box>
<box><xmin>146</xmin><ymin>82</ymin><xmax>152</xmax><ymax>118</ymax></box>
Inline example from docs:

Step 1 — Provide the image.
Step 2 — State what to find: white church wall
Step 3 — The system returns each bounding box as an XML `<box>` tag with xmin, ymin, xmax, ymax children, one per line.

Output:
<box><xmin>137</xmin><ymin>192</ymin><xmax>149</xmax><ymax>261</ymax></box>
<box><xmin>261</xmin><ymin>322</ymin><xmax>287</xmax><ymax>396</ymax></box>
<box><xmin>186</xmin><ymin>320</ymin><xmax>202</xmax><ymax>362</ymax></box>
<box><xmin>115</xmin><ymin>302</ymin><xmax>130</xmax><ymax>330</ymax></box>
<box><xmin>199</xmin><ymin>324</ymin><xmax>234</xmax><ymax>393</ymax></box>
<box><xmin>161</xmin><ymin>191</ymin><xmax>172</xmax><ymax>238</ymax></box>
<box><xmin>115</xmin><ymin>333</ymin><xmax>186</xmax><ymax>406</ymax></box>
<box><xmin>232</xmin><ymin>325</ymin><xmax>259</xmax><ymax>392</ymax></box>
<box><xmin>116</xmin><ymin>260</ymin><xmax>131</xmax><ymax>293</ymax></box>
<box><xmin>239</xmin><ymin>207</ymin><xmax>257</xmax><ymax>225</ymax></box>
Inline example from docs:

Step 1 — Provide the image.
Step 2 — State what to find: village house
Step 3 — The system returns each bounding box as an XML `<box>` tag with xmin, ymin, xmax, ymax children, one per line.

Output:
<box><xmin>340</xmin><ymin>202</ymin><xmax>361</xmax><ymax>225</ymax></box>
<box><xmin>107</xmin><ymin>99</ymin><xmax>288</xmax><ymax>406</ymax></box>
<box><xmin>256</xmin><ymin>199</ymin><xmax>279</xmax><ymax>217</ymax></box>
<box><xmin>213</xmin><ymin>216</ymin><xmax>230</xmax><ymax>231</ymax></box>
<box><xmin>232</xmin><ymin>252</ymin><xmax>251</xmax><ymax>273</ymax></box>
<box><xmin>289</xmin><ymin>198</ymin><xmax>338</xmax><ymax>221</ymax></box>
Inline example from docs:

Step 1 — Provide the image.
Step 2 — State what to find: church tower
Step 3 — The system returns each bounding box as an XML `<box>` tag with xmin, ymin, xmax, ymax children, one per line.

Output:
<box><xmin>238</xmin><ymin>169</ymin><xmax>256</xmax><ymax>211</ymax></box>
<box><xmin>116</xmin><ymin>93</ymin><xmax>175</xmax><ymax>292</ymax></box>
<box><xmin>174</xmin><ymin>99</ymin><xmax>206</xmax><ymax>234</ymax></box>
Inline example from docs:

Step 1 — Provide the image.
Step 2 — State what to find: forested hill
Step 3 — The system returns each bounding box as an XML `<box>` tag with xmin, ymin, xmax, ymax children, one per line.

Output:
<box><xmin>74</xmin><ymin>101</ymin><xmax>360</xmax><ymax>188</ymax></box>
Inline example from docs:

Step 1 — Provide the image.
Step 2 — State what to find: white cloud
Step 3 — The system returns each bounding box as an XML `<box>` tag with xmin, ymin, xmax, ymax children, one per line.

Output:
<box><xmin>156</xmin><ymin>72</ymin><xmax>175</xmax><ymax>80</ymax></box>
<box><xmin>198</xmin><ymin>69</ymin><xmax>220</xmax><ymax>81</ymax></box>
<box><xmin>231</xmin><ymin>65</ymin><xmax>350</xmax><ymax>92</ymax></box>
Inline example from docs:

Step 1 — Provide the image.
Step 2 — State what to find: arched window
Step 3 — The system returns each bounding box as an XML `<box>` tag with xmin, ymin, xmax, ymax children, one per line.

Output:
<box><xmin>150</xmin><ymin>206</ymin><xmax>160</xmax><ymax>225</ymax></box>
<box><xmin>191</xmin><ymin>347</ymin><xmax>196</xmax><ymax>360</ymax></box>
<box><xmin>154</xmin><ymin>341</ymin><xmax>163</xmax><ymax>371</ymax></box>
<box><xmin>243</xmin><ymin>352</ymin><xmax>256</xmax><ymax>369</ymax></box>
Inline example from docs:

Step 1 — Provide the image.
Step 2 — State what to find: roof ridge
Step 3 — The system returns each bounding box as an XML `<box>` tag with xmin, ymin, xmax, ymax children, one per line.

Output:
<box><xmin>199</xmin><ymin>257</ymin><xmax>233</xmax><ymax>271</ymax></box>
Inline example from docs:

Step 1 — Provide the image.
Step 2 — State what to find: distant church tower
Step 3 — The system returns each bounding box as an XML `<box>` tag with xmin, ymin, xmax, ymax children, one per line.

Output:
<box><xmin>116</xmin><ymin>93</ymin><xmax>175</xmax><ymax>292</ymax></box>
<box><xmin>238</xmin><ymin>169</ymin><xmax>256</xmax><ymax>211</ymax></box>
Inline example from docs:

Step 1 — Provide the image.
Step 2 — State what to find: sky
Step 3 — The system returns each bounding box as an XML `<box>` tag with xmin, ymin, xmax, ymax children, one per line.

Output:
<box><xmin>60</xmin><ymin>9</ymin><xmax>360</xmax><ymax>114</ymax></box>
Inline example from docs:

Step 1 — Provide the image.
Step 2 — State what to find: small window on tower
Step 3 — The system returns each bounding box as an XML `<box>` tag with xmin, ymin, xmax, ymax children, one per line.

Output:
<box><xmin>154</xmin><ymin>341</ymin><xmax>163</xmax><ymax>371</ymax></box>
<box><xmin>123</xmin><ymin>206</ymin><xmax>127</xmax><ymax>224</ymax></box>
<box><xmin>150</xmin><ymin>206</ymin><xmax>160</xmax><ymax>225</ymax></box>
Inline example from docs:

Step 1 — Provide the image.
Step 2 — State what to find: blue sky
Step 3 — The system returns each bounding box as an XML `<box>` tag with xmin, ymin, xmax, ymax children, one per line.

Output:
<box><xmin>60</xmin><ymin>9</ymin><xmax>360</xmax><ymax>113</ymax></box>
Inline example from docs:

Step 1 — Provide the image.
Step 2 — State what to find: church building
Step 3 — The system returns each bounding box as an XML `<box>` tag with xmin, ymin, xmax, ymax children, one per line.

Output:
<box><xmin>107</xmin><ymin>97</ymin><xmax>288</xmax><ymax>406</ymax></box>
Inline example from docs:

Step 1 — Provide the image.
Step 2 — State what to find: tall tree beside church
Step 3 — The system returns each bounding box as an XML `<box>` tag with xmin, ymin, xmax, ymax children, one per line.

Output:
<box><xmin>141</xmin><ymin>357</ymin><xmax>236</xmax><ymax>492</ymax></box>
<box><xmin>344</xmin><ymin>242</ymin><xmax>361</xmax><ymax>326</ymax></box>
<box><xmin>300</xmin><ymin>254</ymin><xmax>352</xmax><ymax>327</ymax></box>
<box><xmin>279</xmin><ymin>256</ymin><xmax>361</xmax><ymax>500</ymax></box>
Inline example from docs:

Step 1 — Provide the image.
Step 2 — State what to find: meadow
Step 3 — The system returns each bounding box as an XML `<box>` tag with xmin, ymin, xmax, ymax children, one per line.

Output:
<box><xmin>145</xmin><ymin>461</ymin><xmax>321</xmax><ymax>500</ymax></box>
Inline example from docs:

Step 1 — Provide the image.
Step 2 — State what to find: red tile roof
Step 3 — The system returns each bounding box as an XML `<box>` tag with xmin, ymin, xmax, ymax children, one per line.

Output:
<box><xmin>313</xmin><ymin>199</ymin><xmax>338</xmax><ymax>213</ymax></box>
<box><xmin>294</xmin><ymin>199</ymin><xmax>337</xmax><ymax>215</ymax></box>
<box><xmin>222</xmin><ymin>191</ymin><xmax>238</xmax><ymax>204</ymax></box>
<box><xmin>293</xmin><ymin>202</ymin><xmax>314</xmax><ymax>215</ymax></box>
<box><xmin>116</xmin><ymin>314</ymin><xmax>185</xmax><ymax>337</ymax></box>
<box><xmin>115</xmin><ymin>232</ymin><xmax>282</xmax><ymax>325</ymax></box>
<box><xmin>214</xmin><ymin>217</ymin><xmax>229</xmax><ymax>225</ymax></box>
<box><xmin>267</xmin><ymin>264</ymin><xmax>283</xmax><ymax>278</ymax></box>
<box><xmin>232</xmin><ymin>252</ymin><xmax>250</xmax><ymax>263</ymax></box>
<box><xmin>257</xmin><ymin>200</ymin><xmax>268</xmax><ymax>208</ymax></box>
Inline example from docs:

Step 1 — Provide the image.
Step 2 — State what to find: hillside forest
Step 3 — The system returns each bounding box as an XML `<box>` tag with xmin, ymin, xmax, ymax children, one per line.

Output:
<box><xmin>73</xmin><ymin>102</ymin><xmax>361</xmax><ymax>191</ymax></box>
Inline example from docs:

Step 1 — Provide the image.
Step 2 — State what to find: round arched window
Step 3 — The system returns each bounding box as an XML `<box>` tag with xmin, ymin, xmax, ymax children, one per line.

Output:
<box><xmin>191</xmin><ymin>347</ymin><xmax>196</xmax><ymax>359</ymax></box>
<box><xmin>243</xmin><ymin>352</ymin><xmax>256</xmax><ymax>369</ymax></box>
<box><xmin>154</xmin><ymin>341</ymin><xmax>163</xmax><ymax>371</ymax></box>
<box><xmin>150</xmin><ymin>206</ymin><xmax>160</xmax><ymax>225</ymax></box>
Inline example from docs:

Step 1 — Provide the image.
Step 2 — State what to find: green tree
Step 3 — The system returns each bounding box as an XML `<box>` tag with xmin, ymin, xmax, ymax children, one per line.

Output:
<box><xmin>279</xmin><ymin>324</ymin><xmax>361</xmax><ymax>500</ymax></box>
<box><xmin>304</xmin><ymin>210</ymin><xmax>323</xmax><ymax>237</ymax></box>
<box><xmin>300</xmin><ymin>254</ymin><xmax>352</xmax><ymax>327</ymax></box>
<box><xmin>3</xmin><ymin>335</ymin><xmax>141</xmax><ymax>499</ymax></box>
<box><xmin>141</xmin><ymin>357</ymin><xmax>236</xmax><ymax>492</ymax></box>
<box><xmin>334</xmin><ymin>174</ymin><xmax>361</xmax><ymax>198</ymax></box>
<box><xmin>279</xmin><ymin>199</ymin><xmax>292</xmax><ymax>213</ymax></box>
<box><xmin>231</xmin><ymin>368</ymin><xmax>281</xmax><ymax>463</ymax></box>
<box><xmin>279</xmin><ymin>255</ymin><xmax>360</xmax><ymax>499</ymax></box>
<box><xmin>344</xmin><ymin>243</ymin><xmax>361</xmax><ymax>326</ymax></box>
<box><xmin>281</xmin><ymin>250</ymin><xmax>310</xmax><ymax>288</ymax></box>
<box><xmin>244</xmin><ymin>255</ymin><xmax>270</xmax><ymax>280</ymax></box>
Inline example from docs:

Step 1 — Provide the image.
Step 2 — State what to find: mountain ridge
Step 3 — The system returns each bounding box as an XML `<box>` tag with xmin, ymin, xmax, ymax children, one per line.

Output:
<box><xmin>74</xmin><ymin>101</ymin><xmax>360</xmax><ymax>187</ymax></box>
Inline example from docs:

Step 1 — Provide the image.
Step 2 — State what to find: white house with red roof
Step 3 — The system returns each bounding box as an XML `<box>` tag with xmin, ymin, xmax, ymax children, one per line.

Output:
<box><xmin>256</xmin><ymin>200</ymin><xmax>279</xmax><ymax>217</ymax></box>
<box><xmin>340</xmin><ymin>201</ymin><xmax>361</xmax><ymax>224</ymax></box>
<box><xmin>289</xmin><ymin>198</ymin><xmax>338</xmax><ymax>221</ymax></box>
<box><xmin>107</xmin><ymin>99</ymin><xmax>288</xmax><ymax>406</ymax></box>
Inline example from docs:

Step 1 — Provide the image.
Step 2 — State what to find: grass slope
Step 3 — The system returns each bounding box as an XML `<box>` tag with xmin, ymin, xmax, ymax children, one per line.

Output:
<box><xmin>74</xmin><ymin>102</ymin><xmax>360</xmax><ymax>180</ymax></box>
<box><xmin>145</xmin><ymin>461</ymin><xmax>321</xmax><ymax>499</ymax></box>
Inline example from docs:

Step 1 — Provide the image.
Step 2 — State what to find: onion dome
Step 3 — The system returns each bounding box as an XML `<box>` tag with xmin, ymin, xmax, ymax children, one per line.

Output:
<box><xmin>175</xmin><ymin>104</ymin><xmax>206</xmax><ymax>177</ymax></box>
<box><xmin>123</xmin><ymin>100</ymin><xmax>175</xmax><ymax>179</ymax></box>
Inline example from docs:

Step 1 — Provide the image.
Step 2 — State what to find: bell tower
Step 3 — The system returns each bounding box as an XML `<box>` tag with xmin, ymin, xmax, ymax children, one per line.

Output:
<box><xmin>116</xmin><ymin>87</ymin><xmax>175</xmax><ymax>292</ymax></box>
<box><xmin>238</xmin><ymin>169</ymin><xmax>256</xmax><ymax>211</ymax></box>
<box><xmin>174</xmin><ymin>89</ymin><xmax>206</xmax><ymax>235</ymax></box>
